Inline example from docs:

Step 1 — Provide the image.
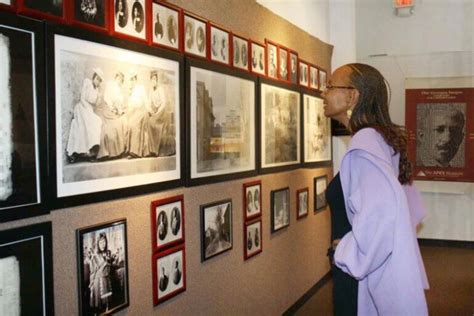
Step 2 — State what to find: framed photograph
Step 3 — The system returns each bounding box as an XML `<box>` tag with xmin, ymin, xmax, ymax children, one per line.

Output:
<box><xmin>309</xmin><ymin>65</ymin><xmax>318</xmax><ymax>89</ymax></box>
<box><xmin>0</xmin><ymin>12</ymin><xmax>48</xmax><ymax>223</ymax></box>
<box><xmin>186</xmin><ymin>58</ymin><xmax>257</xmax><ymax>186</ymax></box>
<box><xmin>0</xmin><ymin>222</ymin><xmax>54</xmax><ymax>315</ymax></box>
<box><xmin>296</xmin><ymin>187</ymin><xmax>309</xmax><ymax>219</ymax></box>
<box><xmin>232</xmin><ymin>34</ymin><xmax>250</xmax><ymax>72</ymax></box>
<box><xmin>153</xmin><ymin>244</ymin><xmax>186</xmax><ymax>305</ymax></box>
<box><xmin>314</xmin><ymin>175</ymin><xmax>328</xmax><ymax>211</ymax></box>
<box><xmin>271</xmin><ymin>187</ymin><xmax>290</xmax><ymax>232</ymax></box>
<box><xmin>77</xmin><ymin>219</ymin><xmax>129</xmax><ymax>315</ymax></box>
<box><xmin>151</xmin><ymin>194</ymin><xmax>185</xmax><ymax>252</ymax></box>
<box><xmin>265</xmin><ymin>40</ymin><xmax>278</xmax><ymax>79</ymax></box>
<box><xmin>260</xmin><ymin>80</ymin><xmax>301</xmax><ymax>172</ymax></box>
<box><xmin>183</xmin><ymin>11</ymin><xmax>207</xmax><ymax>58</ymax></box>
<box><xmin>278</xmin><ymin>46</ymin><xmax>289</xmax><ymax>81</ymax></box>
<box><xmin>18</xmin><ymin>0</ymin><xmax>65</xmax><ymax>22</ymax></box>
<box><xmin>0</xmin><ymin>0</ymin><xmax>15</xmax><ymax>11</ymax></box>
<box><xmin>303</xmin><ymin>93</ymin><xmax>332</xmax><ymax>164</ymax></box>
<box><xmin>289</xmin><ymin>50</ymin><xmax>298</xmax><ymax>84</ymax></box>
<box><xmin>319</xmin><ymin>68</ymin><xmax>327</xmax><ymax>91</ymax></box>
<box><xmin>151</xmin><ymin>1</ymin><xmax>181</xmax><ymax>51</ymax></box>
<box><xmin>243</xmin><ymin>180</ymin><xmax>262</xmax><ymax>220</ymax></box>
<box><xmin>299</xmin><ymin>60</ymin><xmax>309</xmax><ymax>87</ymax></box>
<box><xmin>71</xmin><ymin>0</ymin><xmax>108</xmax><ymax>32</ymax></box>
<box><xmin>200</xmin><ymin>199</ymin><xmax>233</xmax><ymax>261</ymax></box>
<box><xmin>112</xmin><ymin>0</ymin><xmax>147</xmax><ymax>41</ymax></box>
<box><xmin>209</xmin><ymin>23</ymin><xmax>230</xmax><ymax>66</ymax></box>
<box><xmin>250</xmin><ymin>40</ymin><xmax>265</xmax><ymax>75</ymax></box>
<box><xmin>244</xmin><ymin>218</ymin><xmax>262</xmax><ymax>260</ymax></box>
<box><xmin>47</xmin><ymin>25</ymin><xmax>183</xmax><ymax>209</ymax></box>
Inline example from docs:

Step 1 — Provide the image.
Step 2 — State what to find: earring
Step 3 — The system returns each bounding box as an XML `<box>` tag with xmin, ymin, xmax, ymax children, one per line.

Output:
<box><xmin>347</xmin><ymin>109</ymin><xmax>353</xmax><ymax>120</ymax></box>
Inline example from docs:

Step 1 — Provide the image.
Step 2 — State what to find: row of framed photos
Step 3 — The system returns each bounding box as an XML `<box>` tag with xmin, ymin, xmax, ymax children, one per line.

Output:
<box><xmin>0</xmin><ymin>0</ymin><xmax>328</xmax><ymax>90</ymax></box>
<box><xmin>0</xmin><ymin>12</ymin><xmax>332</xmax><ymax>223</ymax></box>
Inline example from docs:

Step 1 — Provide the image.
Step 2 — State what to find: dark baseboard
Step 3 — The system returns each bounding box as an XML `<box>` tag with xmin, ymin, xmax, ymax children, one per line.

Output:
<box><xmin>418</xmin><ymin>238</ymin><xmax>474</xmax><ymax>249</ymax></box>
<box><xmin>283</xmin><ymin>271</ymin><xmax>332</xmax><ymax>316</ymax></box>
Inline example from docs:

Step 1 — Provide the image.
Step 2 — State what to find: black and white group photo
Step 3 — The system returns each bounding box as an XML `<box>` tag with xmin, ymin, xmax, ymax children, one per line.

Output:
<box><xmin>114</xmin><ymin>0</ymin><xmax>146</xmax><ymax>39</ymax></box>
<box><xmin>184</xmin><ymin>15</ymin><xmax>206</xmax><ymax>57</ymax></box>
<box><xmin>251</xmin><ymin>42</ymin><xmax>265</xmax><ymax>75</ymax></box>
<box><xmin>201</xmin><ymin>200</ymin><xmax>232</xmax><ymax>261</ymax></box>
<box><xmin>152</xmin><ymin>2</ymin><xmax>179</xmax><ymax>50</ymax></box>
<box><xmin>74</xmin><ymin>0</ymin><xmax>106</xmax><ymax>27</ymax></box>
<box><xmin>210</xmin><ymin>26</ymin><xmax>229</xmax><ymax>64</ymax></box>
<box><xmin>156</xmin><ymin>248</ymin><xmax>184</xmax><ymax>300</ymax></box>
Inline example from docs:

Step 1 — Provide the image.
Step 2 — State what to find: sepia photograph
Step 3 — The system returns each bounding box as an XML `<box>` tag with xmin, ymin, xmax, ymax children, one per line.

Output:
<box><xmin>23</xmin><ymin>0</ymin><xmax>63</xmax><ymax>17</ymax></box>
<box><xmin>299</xmin><ymin>61</ymin><xmax>309</xmax><ymax>86</ymax></box>
<box><xmin>278</xmin><ymin>47</ymin><xmax>288</xmax><ymax>81</ymax></box>
<box><xmin>200</xmin><ymin>199</ymin><xmax>233</xmax><ymax>261</ymax></box>
<box><xmin>151</xmin><ymin>195</ymin><xmax>185</xmax><ymax>252</ymax></box>
<box><xmin>189</xmin><ymin>65</ymin><xmax>256</xmax><ymax>180</ymax></box>
<box><xmin>243</xmin><ymin>180</ymin><xmax>261</xmax><ymax>220</ymax></box>
<box><xmin>314</xmin><ymin>175</ymin><xmax>328</xmax><ymax>211</ymax></box>
<box><xmin>271</xmin><ymin>187</ymin><xmax>290</xmax><ymax>232</ymax></box>
<box><xmin>309</xmin><ymin>66</ymin><xmax>318</xmax><ymax>89</ymax></box>
<box><xmin>184</xmin><ymin>13</ymin><xmax>206</xmax><ymax>58</ymax></box>
<box><xmin>289</xmin><ymin>52</ymin><xmax>298</xmax><ymax>84</ymax></box>
<box><xmin>152</xmin><ymin>2</ymin><xmax>180</xmax><ymax>50</ymax></box>
<box><xmin>303</xmin><ymin>94</ymin><xmax>332</xmax><ymax>163</ymax></box>
<box><xmin>297</xmin><ymin>187</ymin><xmax>308</xmax><ymax>219</ymax></box>
<box><xmin>77</xmin><ymin>219</ymin><xmax>129</xmax><ymax>316</ymax></box>
<box><xmin>210</xmin><ymin>24</ymin><xmax>230</xmax><ymax>65</ymax></box>
<box><xmin>319</xmin><ymin>68</ymin><xmax>327</xmax><ymax>90</ymax></box>
<box><xmin>261</xmin><ymin>83</ymin><xmax>300</xmax><ymax>169</ymax></box>
<box><xmin>73</xmin><ymin>0</ymin><xmax>106</xmax><ymax>29</ymax></box>
<box><xmin>52</xmin><ymin>33</ymin><xmax>181</xmax><ymax>200</ymax></box>
<box><xmin>251</xmin><ymin>41</ymin><xmax>265</xmax><ymax>75</ymax></box>
<box><xmin>266</xmin><ymin>42</ymin><xmax>278</xmax><ymax>79</ymax></box>
<box><xmin>153</xmin><ymin>245</ymin><xmax>186</xmax><ymax>305</ymax></box>
<box><xmin>0</xmin><ymin>222</ymin><xmax>53</xmax><ymax>316</ymax></box>
<box><xmin>233</xmin><ymin>35</ymin><xmax>249</xmax><ymax>71</ymax></box>
<box><xmin>244</xmin><ymin>219</ymin><xmax>262</xmax><ymax>260</ymax></box>
<box><xmin>114</xmin><ymin>0</ymin><xmax>146</xmax><ymax>40</ymax></box>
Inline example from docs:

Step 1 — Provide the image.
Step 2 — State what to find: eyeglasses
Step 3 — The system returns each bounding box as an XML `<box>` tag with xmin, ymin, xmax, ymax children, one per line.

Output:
<box><xmin>325</xmin><ymin>84</ymin><xmax>355</xmax><ymax>91</ymax></box>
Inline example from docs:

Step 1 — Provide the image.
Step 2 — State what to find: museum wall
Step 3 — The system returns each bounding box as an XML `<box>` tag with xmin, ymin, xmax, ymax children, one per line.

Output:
<box><xmin>0</xmin><ymin>0</ymin><xmax>334</xmax><ymax>314</ymax></box>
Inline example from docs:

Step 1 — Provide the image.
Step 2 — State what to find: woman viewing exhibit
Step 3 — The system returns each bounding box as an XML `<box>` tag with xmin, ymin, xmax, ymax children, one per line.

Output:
<box><xmin>322</xmin><ymin>63</ymin><xmax>429</xmax><ymax>315</ymax></box>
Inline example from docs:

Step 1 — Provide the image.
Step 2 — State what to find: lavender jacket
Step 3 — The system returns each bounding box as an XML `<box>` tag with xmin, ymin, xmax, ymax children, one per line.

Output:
<box><xmin>335</xmin><ymin>128</ymin><xmax>429</xmax><ymax>315</ymax></box>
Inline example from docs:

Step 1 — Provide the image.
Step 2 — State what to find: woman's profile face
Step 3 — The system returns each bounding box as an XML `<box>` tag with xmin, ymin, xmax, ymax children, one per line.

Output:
<box><xmin>321</xmin><ymin>66</ymin><xmax>355</xmax><ymax>120</ymax></box>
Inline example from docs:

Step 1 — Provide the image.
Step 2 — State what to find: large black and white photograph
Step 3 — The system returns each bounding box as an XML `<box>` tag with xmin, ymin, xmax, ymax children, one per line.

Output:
<box><xmin>0</xmin><ymin>222</ymin><xmax>54</xmax><ymax>316</ymax></box>
<box><xmin>251</xmin><ymin>41</ymin><xmax>265</xmax><ymax>75</ymax></box>
<box><xmin>152</xmin><ymin>2</ymin><xmax>179</xmax><ymax>50</ymax></box>
<box><xmin>261</xmin><ymin>83</ymin><xmax>300</xmax><ymax>169</ymax></box>
<box><xmin>153</xmin><ymin>245</ymin><xmax>186</xmax><ymax>305</ymax></box>
<box><xmin>314</xmin><ymin>175</ymin><xmax>327</xmax><ymax>211</ymax></box>
<box><xmin>151</xmin><ymin>195</ymin><xmax>185</xmax><ymax>252</ymax></box>
<box><xmin>299</xmin><ymin>61</ymin><xmax>308</xmax><ymax>86</ymax></box>
<box><xmin>310</xmin><ymin>66</ymin><xmax>318</xmax><ymax>89</ymax></box>
<box><xmin>200</xmin><ymin>199</ymin><xmax>233</xmax><ymax>261</ymax></box>
<box><xmin>289</xmin><ymin>52</ymin><xmax>298</xmax><ymax>84</ymax></box>
<box><xmin>244</xmin><ymin>219</ymin><xmax>262</xmax><ymax>260</ymax></box>
<box><xmin>0</xmin><ymin>16</ymin><xmax>46</xmax><ymax>221</ymax></box>
<box><xmin>267</xmin><ymin>42</ymin><xmax>277</xmax><ymax>79</ymax></box>
<box><xmin>319</xmin><ymin>69</ymin><xmax>327</xmax><ymax>90</ymax></box>
<box><xmin>189</xmin><ymin>66</ymin><xmax>256</xmax><ymax>180</ymax></box>
<box><xmin>184</xmin><ymin>13</ymin><xmax>206</xmax><ymax>58</ymax></box>
<box><xmin>53</xmin><ymin>34</ymin><xmax>181</xmax><ymax>199</ymax></box>
<box><xmin>232</xmin><ymin>35</ymin><xmax>249</xmax><ymax>71</ymax></box>
<box><xmin>210</xmin><ymin>25</ymin><xmax>230</xmax><ymax>65</ymax></box>
<box><xmin>296</xmin><ymin>187</ymin><xmax>308</xmax><ymax>219</ymax></box>
<box><xmin>77</xmin><ymin>219</ymin><xmax>129</xmax><ymax>315</ymax></box>
<box><xmin>114</xmin><ymin>0</ymin><xmax>146</xmax><ymax>40</ymax></box>
<box><xmin>243</xmin><ymin>180</ymin><xmax>261</xmax><ymax>220</ymax></box>
<box><xmin>23</xmin><ymin>0</ymin><xmax>63</xmax><ymax>17</ymax></box>
<box><xmin>278</xmin><ymin>47</ymin><xmax>288</xmax><ymax>80</ymax></box>
<box><xmin>73</xmin><ymin>0</ymin><xmax>107</xmax><ymax>29</ymax></box>
<box><xmin>271</xmin><ymin>187</ymin><xmax>290</xmax><ymax>232</ymax></box>
<box><xmin>304</xmin><ymin>94</ymin><xmax>331</xmax><ymax>163</ymax></box>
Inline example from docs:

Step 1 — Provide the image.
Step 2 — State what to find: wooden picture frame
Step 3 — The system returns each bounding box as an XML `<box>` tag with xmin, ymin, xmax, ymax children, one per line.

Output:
<box><xmin>111</xmin><ymin>0</ymin><xmax>148</xmax><ymax>43</ymax></box>
<box><xmin>244</xmin><ymin>218</ymin><xmax>262</xmax><ymax>260</ymax></box>
<box><xmin>298</xmin><ymin>59</ymin><xmax>309</xmax><ymax>87</ymax></box>
<box><xmin>208</xmin><ymin>22</ymin><xmax>231</xmax><ymax>66</ymax></box>
<box><xmin>265</xmin><ymin>39</ymin><xmax>278</xmax><ymax>80</ymax></box>
<box><xmin>150</xmin><ymin>0</ymin><xmax>181</xmax><ymax>52</ymax></box>
<box><xmin>153</xmin><ymin>244</ymin><xmax>186</xmax><ymax>305</ymax></box>
<box><xmin>250</xmin><ymin>40</ymin><xmax>266</xmax><ymax>76</ymax></box>
<box><xmin>318</xmin><ymin>67</ymin><xmax>327</xmax><ymax>91</ymax></box>
<box><xmin>151</xmin><ymin>194</ymin><xmax>185</xmax><ymax>252</ymax></box>
<box><xmin>277</xmin><ymin>45</ymin><xmax>289</xmax><ymax>82</ymax></box>
<box><xmin>289</xmin><ymin>50</ymin><xmax>298</xmax><ymax>85</ymax></box>
<box><xmin>296</xmin><ymin>187</ymin><xmax>309</xmax><ymax>219</ymax></box>
<box><xmin>243</xmin><ymin>180</ymin><xmax>262</xmax><ymax>221</ymax></box>
<box><xmin>183</xmin><ymin>11</ymin><xmax>207</xmax><ymax>59</ymax></box>
<box><xmin>17</xmin><ymin>0</ymin><xmax>66</xmax><ymax>23</ymax></box>
<box><xmin>309</xmin><ymin>64</ymin><xmax>318</xmax><ymax>90</ymax></box>
<box><xmin>69</xmin><ymin>0</ymin><xmax>109</xmax><ymax>33</ymax></box>
<box><xmin>314</xmin><ymin>175</ymin><xmax>328</xmax><ymax>211</ymax></box>
<box><xmin>232</xmin><ymin>33</ymin><xmax>250</xmax><ymax>72</ymax></box>
<box><xmin>200</xmin><ymin>199</ymin><xmax>233</xmax><ymax>261</ymax></box>
<box><xmin>271</xmin><ymin>187</ymin><xmax>290</xmax><ymax>232</ymax></box>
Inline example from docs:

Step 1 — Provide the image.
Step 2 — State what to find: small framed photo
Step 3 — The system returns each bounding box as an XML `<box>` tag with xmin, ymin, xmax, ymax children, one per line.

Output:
<box><xmin>153</xmin><ymin>244</ymin><xmax>186</xmax><ymax>305</ymax></box>
<box><xmin>296</xmin><ymin>187</ymin><xmax>309</xmax><ymax>219</ymax></box>
<box><xmin>113</xmin><ymin>0</ymin><xmax>147</xmax><ymax>41</ymax></box>
<box><xmin>0</xmin><ymin>222</ymin><xmax>54</xmax><ymax>315</ymax></box>
<box><xmin>278</xmin><ymin>46</ymin><xmax>289</xmax><ymax>81</ymax></box>
<box><xmin>309</xmin><ymin>65</ymin><xmax>318</xmax><ymax>89</ymax></box>
<box><xmin>299</xmin><ymin>60</ymin><xmax>309</xmax><ymax>87</ymax></box>
<box><xmin>232</xmin><ymin>34</ymin><xmax>250</xmax><ymax>71</ymax></box>
<box><xmin>77</xmin><ymin>219</ymin><xmax>129</xmax><ymax>315</ymax></box>
<box><xmin>18</xmin><ymin>0</ymin><xmax>65</xmax><ymax>22</ymax></box>
<box><xmin>243</xmin><ymin>180</ymin><xmax>262</xmax><ymax>221</ymax></box>
<box><xmin>0</xmin><ymin>0</ymin><xmax>15</xmax><ymax>11</ymax></box>
<box><xmin>289</xmin><ymin>50</ymin><xmax>298</xmax><ymax>84</ymax></box>
<box><xmin>314</xmin><ymin>175</ymin><xmax>328</xmax><ymax>211</ymax></box>
<box><xmin>244</xmin><ymin>218</ymin><xmax>262</xmax><ymax>260</ymax></box>
<box><xmin>183</xmin><ymin>11</ymin><xmax>207</xmax><ymax>58</ymax></box>
<box><xmin>151</xmin><ymin>195</ymin><xmax>185</xmax><ymax>252</ymax></box>
<box><xmin>266</xmin><ymin>40</ymin><xmax>278</xmax><ymax>79</ymax></box>
<box><xmin>209</xmin><ymin>23</ymin><xmax>231</xmax><ymax>66</ymax></box>
<box><xmin>319</xmin><ymin>68</ymin><xmax>327</xmax><ymax>91</ymax></box>
<box><xmin>151</xmin><ymin>0</ymin><xmax>181</xmax><ymax>51</ymax></box>
<box><xmin>250</xmin><ymin>40</ymin><xmax>266</xmax><ymax>75</ymax></box>
<box><xmin>200</xmin><ymin>199</ymin><xmax>233</xmax><ymax>261</ymax></box>
<box><xmin>271</xmin><ymin>187</ymin><xmax>290</xmax><ymax>232</ymax></box>
<box><xmin>71</xmin><ymin>0</ymin><xmax>109</xmax><ymax>32</ymax></box>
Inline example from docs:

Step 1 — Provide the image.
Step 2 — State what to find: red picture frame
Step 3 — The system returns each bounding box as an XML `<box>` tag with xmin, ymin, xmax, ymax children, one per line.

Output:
<box><xmin>250</xmin><ymin>40</ymin><xmax>266</xmax><ymax>76</ymax></box>
<box><xmin>152</xmin><ymin>244</ymin><xmax>186</xmax><ymax>305</ymax></box>
<box><xmin>277</xmin><ymin>44</ymin><xmax>290</xmax><ymax>82</ymax></box>
<box><xmin>182</xmin><ymin>10</ymin><xmax>207</xmax><ymax>59</ymax></box>
<box><xmin>288</xmin><ymin>49</ymin><xmax>299</xmax><ymax>85</ymax></box>
<box><xmin>68</xmin><ymin>0</ymin><xmax>109</xmax><ymax>33</ymax></box>
<box><xmin>17</xmin><ymin>0</ymin><xmax>67</xmax><ymax>23</ymax></box>
<box><xmin>298</xmin><ymin>59</ymin><xmax>310</xmax><ymax>87</ymax></box>
<box><xmin>265</xmin><ymin>39</ymin><xmax>279</xmax><ymax>80</ymax></box>
<box><xmin>208</xmin><ymin>21</ymin><xmax>231</xmax><ymax>66</ymax></box>
<box><xmin>150</xmin><ymin>0</ymin><xmax>182</xmax><ymax>52</ymax></box>
<box><xmin>151</xmin><ymin>195</ymin><xmax>185</xmax><ymax>253</ymax></box>
<box><xmin>243</xmin><ymin>180</ymin><xmax>262</xmax><ymax>221</ymax></box>
<box><xmin>244</xmin><ymin>218</ymin><xmax>262</xmax><ymax>260</ymax></box>
<box><xmin>111</xmin><ymin>0</ymin><xmax>149</xmax><ymax>44</ymax></box>
<box><xmin>231</xmin><ymin>32</ymin><xmax>250</xmax><ymax>72</ymax></box>
<box><xmin>296</xmin><ymin>187</ymin><xmax>309</xmax><ymax>219</ymax></box>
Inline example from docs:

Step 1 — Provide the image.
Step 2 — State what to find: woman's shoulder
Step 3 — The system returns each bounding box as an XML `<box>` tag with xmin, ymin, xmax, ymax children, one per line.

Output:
<box><xmin>347</xmin><ymin>127</ymin><xmax>393</xmax><ymax>163</ymax></box>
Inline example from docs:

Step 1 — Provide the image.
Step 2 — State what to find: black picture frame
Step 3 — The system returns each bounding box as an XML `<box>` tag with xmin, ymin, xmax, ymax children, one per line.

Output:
<box><xmin>0</xmin><ymin>12</ymin><xmax>49</xmax><ymax>223</ymax></box>
<box><xmin>0</xmin><ymin>222</ymin><xmax>54</xmax><ymax>315</ymax></box>
<box><xmin>185</xmin><ymin>57</ymin><xmax>259</xmax><ymax>187</ymax></box>
<box><xmin>271</xmin><ymin>187</ymin><xmax>290</xmax><ymax>232</ymax></box>
<box><xmin>76</xmin><ymin>218</ymin><xmax>129</xmax><ymax>315</ymax></box>
<box><xmin>46</xmin><ymin>23</ymin><xmax>185</xmax><ymax>209</ymax></box>
<box><xmin>314</xmin><ymin>175</ymin><xmax>328</xmax><ymax>212</ymax></box>
<box><xmin>200</xmin><ymin>199</ymin><xmax>233</xmax><ymax>261</ymax></box>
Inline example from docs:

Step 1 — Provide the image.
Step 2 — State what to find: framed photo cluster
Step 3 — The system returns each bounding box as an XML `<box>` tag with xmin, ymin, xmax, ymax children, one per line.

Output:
<box><xmin>151</xmin><ymin>195</ymin><xmax>186</xmax><ymax>305</ymax></box>
<box><xmin>200</xmin><ymin>199</ymin><xmax>233</xmax><ymax>261</ymax></box>
<box><xmin>243</xmin><ymin>180</ymin><xmax>262</xmax><ymax>260</ymax></box>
